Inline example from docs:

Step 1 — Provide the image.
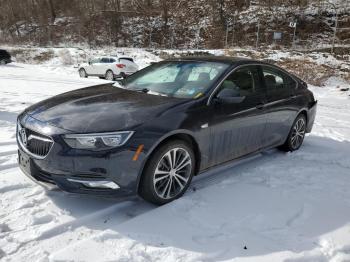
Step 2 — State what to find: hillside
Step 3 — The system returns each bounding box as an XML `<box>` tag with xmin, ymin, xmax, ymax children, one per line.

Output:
<box><xmin>1</xmin><ymin>0</ymin><xmax>350</xmax><ymax>50</ymax></box>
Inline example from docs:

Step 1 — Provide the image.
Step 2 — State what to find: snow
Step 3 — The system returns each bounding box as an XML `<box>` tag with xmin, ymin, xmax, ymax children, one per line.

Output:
<box><xmin>1</xmin><ymin>59</ymin><xmax>350</xmax><ymax>262</ymax></box>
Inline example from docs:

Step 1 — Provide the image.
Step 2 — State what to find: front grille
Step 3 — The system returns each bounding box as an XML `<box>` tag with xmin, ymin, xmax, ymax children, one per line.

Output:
<box><xmin>18</xmin><ymin>123</ymin><xmax>53</xmax><ymax>158</ymax></box>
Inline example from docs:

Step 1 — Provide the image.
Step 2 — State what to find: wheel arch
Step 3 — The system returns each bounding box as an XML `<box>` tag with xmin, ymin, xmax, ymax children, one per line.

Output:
<box><xmin>105</xmin><ymin>69</ymin><xmax>114</xmax><ymax>74</ymax></box>
<box><xmin>297</xmin><ymin>109</ymin><xmax>308</xmax><ymax>124</ymax></box>
<box><xmin>136</xmin><ymin>130</ymin><xmax>202</xmax><ymax>193</ymax></box>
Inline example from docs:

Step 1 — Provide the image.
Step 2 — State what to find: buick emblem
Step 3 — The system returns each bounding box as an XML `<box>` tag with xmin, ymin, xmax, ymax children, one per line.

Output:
<box><xmin>20</xmin><ymin>128</ymin><xmax>27</xmax><ymax>146</ymax></box>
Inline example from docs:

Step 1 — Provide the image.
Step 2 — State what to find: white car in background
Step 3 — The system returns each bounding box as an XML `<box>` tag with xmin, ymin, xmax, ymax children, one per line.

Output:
<box><xmin>78</xmin><ymin>56</ymin><xmax>139</xmax><ymax>81</ymax></box>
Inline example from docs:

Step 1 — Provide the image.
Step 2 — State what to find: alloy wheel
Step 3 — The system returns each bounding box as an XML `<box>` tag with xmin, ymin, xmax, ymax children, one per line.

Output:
<box><xmin>153</xmin><ymin>147</ymin><xmax>192</xmax><ymax>199</ymax></box>
<box><xmin>105</xmin><ymin>71</ymin><xmax>114</xmax><ymax>81</ymax></box>
<box><xmin>79</xmin><ymin>69</ymin><xmax>86</xmax><ymax>77</ymax></box>
<box><xmin>291</xmin><ymin>118</ymin><xmax>306</xmax><ymax>149</ymax></box>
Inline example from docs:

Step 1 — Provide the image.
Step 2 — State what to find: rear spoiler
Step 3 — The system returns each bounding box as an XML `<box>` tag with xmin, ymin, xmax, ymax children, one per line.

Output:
<box><xmin>119</xmin><ymin>57</ymin><xmax>134</xmax><ymax>62</ymax></box>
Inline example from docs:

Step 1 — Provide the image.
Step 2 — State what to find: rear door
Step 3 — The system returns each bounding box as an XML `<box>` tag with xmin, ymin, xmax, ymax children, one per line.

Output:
<box><xmin>207</xmin><ymin>65</ymin><xmax>268</xmax><ymax>166</ymax></box>
<box><xmin>99</xmin><ymin>57</ymin><xmax>111</xmax><ymax>75</ymax></box>
<box><xmin>260</xmin><ymin>65</ymin><xmax>299</xmax><ymax>147</ymax></box>
<box><xmin>86</xmin><ymin>58</ymin><xmax>101</xmax><ymax>75</ymax></box>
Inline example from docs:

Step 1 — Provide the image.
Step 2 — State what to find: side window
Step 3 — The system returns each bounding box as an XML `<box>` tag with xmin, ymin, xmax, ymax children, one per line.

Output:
<box><xmin>101</xmin><ymin>58</ymin><xmax>110</xmax><ymax>63</ymax></box>
<box><xmin>262</xmin><ymin>66</ymin><xmax>297</xmax><ymax>98</ymax></box>
<box><xmin>90</xmin><ymin>58</ymin><xmax>100</xmax><ymax>64</ymax></box>
<box><xmin>262</xmin><ymin>67</ymin><xmax>286</xmax><ymax>91</ymax></box>
<box><xmin>218</xmin><ymin>66</ymin><xmax>260</xmax><ymax>97</ymax></box>
<box><xmin>284</xmin><ymin>74</ymin><xmax>297</xmax><ymax>89</ymax></box>
<box><xmin>110</xmin><ymin>58</ymin><xmax>116</xmax><ymax>63</ymax></box>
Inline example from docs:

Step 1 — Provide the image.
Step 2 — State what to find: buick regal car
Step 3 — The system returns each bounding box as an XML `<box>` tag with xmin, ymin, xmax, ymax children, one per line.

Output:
<box><xmin>17</xmin><ymin>57</ymin><xmax>317</xmax><ymax>205</ymax></box>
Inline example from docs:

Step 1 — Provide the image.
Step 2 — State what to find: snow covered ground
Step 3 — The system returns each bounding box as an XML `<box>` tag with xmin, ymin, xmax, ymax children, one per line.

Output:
<box><xmin>1</xmin><ymin>62</ymin><xmax>350</xmax><ymax>262</ymax></box>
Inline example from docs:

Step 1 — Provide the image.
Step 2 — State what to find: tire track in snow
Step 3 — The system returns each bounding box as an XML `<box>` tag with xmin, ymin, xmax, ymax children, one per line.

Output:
<box><xmin>0</xmin><ymin>150</ymin><xmax>17</xmax><ymax>157</ymax></box>
<box><xmin>0</xmin><ymin>163</ymin><xmax>18</xmax><ymax>172</ymax></box>
<box><xmin>0</xmin><ymin>145</ymin><xmax>18</xmax><ymax>171</ymax></box>
<box><xmin>3</xmin><ymin>199</ymin><xmax>155</xmax><ymax>261</ymax></box>
<box><xmin>35</xmin><ymin>199</ymin><xmax>153</xmax><ymax>242</ymax></box>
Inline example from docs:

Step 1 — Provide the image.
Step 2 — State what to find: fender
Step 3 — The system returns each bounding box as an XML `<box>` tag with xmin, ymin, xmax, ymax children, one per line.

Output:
<box><xmin>135</xmin><ymin>129</ymin><xmax>200</xmax><ymax>190</ymax></box>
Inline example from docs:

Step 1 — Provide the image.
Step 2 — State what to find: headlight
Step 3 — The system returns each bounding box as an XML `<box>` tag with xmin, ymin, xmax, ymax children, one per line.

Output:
<box><xmin>63</xmin><ymin>131</ymin><xmax>134</xmax><ymax>150</ymax></box>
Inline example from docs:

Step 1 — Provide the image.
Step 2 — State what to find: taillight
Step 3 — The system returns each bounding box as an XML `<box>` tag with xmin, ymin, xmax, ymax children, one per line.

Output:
<box><xmin>116</xmin><ymin>64</ymin><xmax>126</xmax><ymax>68</ymax></box>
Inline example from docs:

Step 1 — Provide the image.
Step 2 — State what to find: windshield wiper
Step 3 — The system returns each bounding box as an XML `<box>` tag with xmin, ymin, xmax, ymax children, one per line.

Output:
<box><xmin>133</xmin><ymin>88</ymin><xmax>150</xmax><ymax>93</ymax></box>
<box><xmin>129</xmin><ymin>88</ymin><xmax>168</xmax><ymax>97</ymax></box>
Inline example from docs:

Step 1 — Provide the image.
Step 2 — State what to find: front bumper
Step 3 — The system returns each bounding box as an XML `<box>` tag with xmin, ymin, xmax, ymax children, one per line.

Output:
<box><xmin>17</xmin><ymin>116</ymin><xmax>148</xmax><ymax>198</ymax></box>
<box><xmin>18</xmin><ymin>146</ymin><xmax>142</xmax><ymax>198</ymax></box>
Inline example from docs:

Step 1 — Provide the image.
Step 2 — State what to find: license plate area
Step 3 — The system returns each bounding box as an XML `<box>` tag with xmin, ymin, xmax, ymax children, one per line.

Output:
<box><xmin>18</xmin><ymin>149</ymin><xmax>31</xmax><ymax>175</ymax></box>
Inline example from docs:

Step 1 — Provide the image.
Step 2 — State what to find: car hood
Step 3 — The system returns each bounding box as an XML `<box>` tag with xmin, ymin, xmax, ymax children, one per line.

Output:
<box><xmin>24</xmin><ymin>84</ymin><xmax>186</xmax><ymax>133</ymax></box>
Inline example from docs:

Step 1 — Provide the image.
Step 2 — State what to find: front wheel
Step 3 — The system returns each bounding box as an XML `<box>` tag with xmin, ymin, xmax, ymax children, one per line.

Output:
<box><xmin>79</xmin><ymin>68</ymin><xmax>87</xmax><ymax>78</ymax></box>
<box><xmin>279</xmin><ymin>114</ymin><xmax>307</xmax><ymax>152</ymax></box>
<box><xmin>139</xmin><ymin>140</ymin><xmax>195</xmax><ymax>205</ymax></box>
<box><xmin>105</xmin><ymin>70</ymin><xmax>114</xmax><ymax>81</ymax></box>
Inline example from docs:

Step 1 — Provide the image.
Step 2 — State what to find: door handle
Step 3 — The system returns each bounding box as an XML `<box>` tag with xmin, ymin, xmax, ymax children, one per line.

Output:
<box><xmin>256</xmin><ymin>103</ymin><xmax>265</xmax><ymax>110</ymax></box>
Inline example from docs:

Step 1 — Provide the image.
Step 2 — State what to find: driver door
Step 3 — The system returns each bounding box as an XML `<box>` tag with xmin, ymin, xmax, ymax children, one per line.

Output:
<box><xmin>207</xmin><ymin>65</ymin><xmax>268</xmax><ymax>166</ymax></box>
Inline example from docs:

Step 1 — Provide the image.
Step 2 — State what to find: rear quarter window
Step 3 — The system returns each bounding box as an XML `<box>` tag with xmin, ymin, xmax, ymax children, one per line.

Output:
<box><xmin>283</xmin><ymin>74</ymin><xmax>297</xmax><ymax>89</ymax></box>
<box><xmin>101</xmin><ymin>58</ymin><xmax>110</xmax><ymax>63</ymax></box>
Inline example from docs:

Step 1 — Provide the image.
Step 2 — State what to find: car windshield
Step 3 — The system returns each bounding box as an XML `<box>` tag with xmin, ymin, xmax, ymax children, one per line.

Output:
<box><xmin>114</xmin><ymin>61</ymin><xmax>230</xmax><ymax>98</ymax></box>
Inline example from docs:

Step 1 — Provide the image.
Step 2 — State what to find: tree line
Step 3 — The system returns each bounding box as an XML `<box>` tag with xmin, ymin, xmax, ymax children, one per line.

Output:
<box><xmin>0</xmin><ymin>0</ymin><xmax>349</xmax><ymax>49</ymax></box>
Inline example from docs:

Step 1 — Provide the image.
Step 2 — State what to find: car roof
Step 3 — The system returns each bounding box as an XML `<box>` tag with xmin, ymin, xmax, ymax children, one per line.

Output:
<box><xmin>165</xmin><ymin>56</ymin><xmax>271</xmax><ymax>66</ymax></box>
<box><xmin>163</xmin><ymin>56</ymin><xmax>300</xmax><ymax>80</ymax></box>
<box><xmin>96</xmin><ymin>55</ymin><xmax>133</xmax><ymax>59</ymax></box>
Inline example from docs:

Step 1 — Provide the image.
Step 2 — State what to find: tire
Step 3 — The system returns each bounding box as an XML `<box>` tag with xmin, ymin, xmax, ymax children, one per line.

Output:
<box><xmin>0</xmin><ymin>60</ymin><xmax>6</xmax><ymax>65</ymax></box>
<box><xmin>139</xmin><ymin>140</ymin><xmax>195</xmax><ymax>205</ymax></box>
<box><xmin>79</xmin><ymin>68</ymin><xmax>87</xmax><ymax>78</ymax></box>
<box><xmin>105</xmin><ymin>70</ymin><xmax>114</xmax><ymax>81</ymax></box>
<box><xmin>279</xmin><ymin>114</ymin><xmax>307</xmax><ymax>152</ymax></box>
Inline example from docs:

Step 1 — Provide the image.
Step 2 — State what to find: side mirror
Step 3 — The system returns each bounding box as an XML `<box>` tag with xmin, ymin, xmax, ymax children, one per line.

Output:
<box><xmin>215</xmin><ymin>88</ymin><xmax>245</xmax><ymax>104</ymax></box>
<box><xmin>88</xmin><ymin>60</ymin><xmax>92</xmax><ymax>65</ymax></box>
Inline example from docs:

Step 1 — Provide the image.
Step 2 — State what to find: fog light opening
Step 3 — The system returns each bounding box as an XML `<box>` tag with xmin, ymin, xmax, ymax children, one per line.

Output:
<box><xmin>67</xmin><ymin>179</ymin><xmax>120</xmax><ymax>189</ymax></box>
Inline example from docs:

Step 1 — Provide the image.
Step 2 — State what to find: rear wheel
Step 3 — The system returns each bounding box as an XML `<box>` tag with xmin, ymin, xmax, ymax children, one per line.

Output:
<box><xmin>279</xmin><ymin>114</ymin><xmax>307</xmax><ymax>152</ymax></box>
<box><xmin>79</xmin><ymin>68</ymin><xmax>87</xmax><ymax>78</ymax></box>
<box><xmin>105</xmin><ymin>70</ymin><xmax>114</xmax><ymax>81</ymax></box>
<box><xmin>139</xmin><ymin>140</ymin><xmax>195</xmax><ymax>205</ymax></box>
